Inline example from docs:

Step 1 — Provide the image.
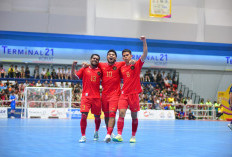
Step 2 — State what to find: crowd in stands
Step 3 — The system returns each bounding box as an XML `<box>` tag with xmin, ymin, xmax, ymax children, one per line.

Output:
<box><xmin>0</xmin><ymin>64</ymin><xmax>221</xmax><ymax>120</ymax></box>
<box><xmin>0</xmin><ymin>64</ymin><xmax>71</xmax><ymax>80</ymax></box>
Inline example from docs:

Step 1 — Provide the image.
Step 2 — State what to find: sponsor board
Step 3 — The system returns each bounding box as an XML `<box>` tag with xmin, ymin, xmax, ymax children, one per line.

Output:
<box><xmin>0</xmin><ymin>107</ymin><xmax>8</xmax><ymax>118</ymax></box>
<box><xmin>7</xmin><ymin>108</ymin><xmax>22</xmax><ymax>118</ymax></box>
<box><xmin>28</xmin><ymin>108</ymin><xmax>69</xmax><ymax>119</ymax></box>
<box><xmin>116</xmin><ymin>110</ymin><xmax>175</xmax><ymax>120</ymax></box>
<box><xmin>67</xmin><ymin>109</ymin><xmax>81</xmax><ymax>119</ymax></box>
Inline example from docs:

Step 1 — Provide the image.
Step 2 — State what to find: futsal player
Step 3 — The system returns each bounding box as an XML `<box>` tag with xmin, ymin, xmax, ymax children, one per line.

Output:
<box><xmin>98</xmin><ymin>50</ymin><xmax>126</xmax><ymax>143</ymax></box>
<box><xmin>228</xmin><ymin>85</ymin><xmax>232</xmax><ymax>130</ymax></box>
<box><xmin>72</xmin><ymin>54</ymin><xmax>102</xmax><ymax>143</ymax></box>
<box><xmin>10</xmin><ymin>91</ymin><xmax>16</xmax><ymax>119</ymax></box>
<box><xmin>113</xmin><ymin>36</ymin><xmax>148</xmax><ymax>143</ymax></box>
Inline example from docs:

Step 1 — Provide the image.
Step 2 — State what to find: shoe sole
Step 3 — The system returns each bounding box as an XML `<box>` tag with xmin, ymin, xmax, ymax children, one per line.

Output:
<box><xmin>112</xmin><ymin>138</ymin><xmax>123</xmax><ymax>142</ymax></box>
<box><xmin>79</xmin><ymin>140</ymin><xmax>86</xmax><ymax>143</ymax></box>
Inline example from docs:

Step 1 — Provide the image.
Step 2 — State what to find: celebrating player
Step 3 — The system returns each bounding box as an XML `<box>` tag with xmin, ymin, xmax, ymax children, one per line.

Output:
<box><xmin>71</xmin><ymin>54</ymin><xmax>102</xmax><ymax>143</ymax></box>
<box><xmin>113</xmin><ymin>36</ymin><xmax>148</xmax><ymax>143</ymax></box>
<box><xmin>98</xmin><ymin>50</ymin><xmax>125</xmax><ymax>143</ymax></box>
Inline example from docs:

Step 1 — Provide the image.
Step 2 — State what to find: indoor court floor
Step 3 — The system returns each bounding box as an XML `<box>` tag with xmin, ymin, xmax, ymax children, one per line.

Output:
<box><xmin>0</xmin><ymin>119</ymin><xmax>231</xmax><ymax>157</ymax></box>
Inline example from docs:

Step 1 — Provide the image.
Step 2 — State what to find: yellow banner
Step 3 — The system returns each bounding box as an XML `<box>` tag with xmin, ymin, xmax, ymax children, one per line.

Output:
<box><xmin>149</xmin><ymin>0</ymin><xmax>172</xmax><ymax>18</ymax></box>
<box><xmin>217</xmin><ymin>84</ymin><xmax>232</xmax><ymax>120</ymax></box>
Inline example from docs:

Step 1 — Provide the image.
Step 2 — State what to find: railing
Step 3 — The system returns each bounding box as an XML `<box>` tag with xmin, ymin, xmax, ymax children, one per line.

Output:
<box><xmin>160</xmin><ymin>103</ymin><xmax>216</xmax><ymax>120</ymax></box>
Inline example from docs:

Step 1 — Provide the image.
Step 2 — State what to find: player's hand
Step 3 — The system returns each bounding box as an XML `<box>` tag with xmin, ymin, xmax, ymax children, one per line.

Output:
<box><xmin>73</xmin><ymin>61</ymin><xmax>78</xmax><ymax>66</ymax></box>
<box><xmin>129</xmin><ymin>59</ymin><xmax>136</xmax><ymax>65</ymax></box>
<box><xmin>82</xmin><ymin>62</ymin><xmax>89</xmax><ymax>68</ymax></box>
<box><xmin>140</xmin><ymin>36</ymin><xmax>146</xmax><ymax>41</ymax></box>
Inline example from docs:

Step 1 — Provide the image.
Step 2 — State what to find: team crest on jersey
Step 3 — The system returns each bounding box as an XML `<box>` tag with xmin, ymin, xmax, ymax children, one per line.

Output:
<box><xmin>97</xmin><ymin>72</ymin><xmax>101</xmax><ymax>76</ymax></box>
<box><xmin>113</xmin><ymin>66</ymin><xmax>117</xmax><ymax>70</ymax></box>
<box><xmin>131</xmin><ymin>66</ymin><xmax>135</xmax><ymax>70</ymax></box>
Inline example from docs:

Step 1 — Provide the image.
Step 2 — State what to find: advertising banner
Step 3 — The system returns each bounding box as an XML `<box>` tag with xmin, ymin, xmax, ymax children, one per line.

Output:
<box><xmin>7</xmin><ymin>108</ymin><xmax>22</xmax><ymax>118</ymax></box>
<box><xmin>28</xmin><ymin>108</ymin><xmax>69</xmax><ymax>119</ymax></box>
<box><xmin>0</xmin><ymin>107</ymin><xmax>8</xmax><ymax>118</ymax></box>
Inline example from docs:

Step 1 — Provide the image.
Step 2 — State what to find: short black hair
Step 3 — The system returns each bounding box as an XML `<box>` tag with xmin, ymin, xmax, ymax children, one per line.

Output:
<box><xmin>90</xmin><ymin>54</ymin><xmax>100</xmax><ymax>61</ymax></box>
<box><xmin>107</xmin><ymin>49</ymin><xmax>117</xmax><ymax>57</ymax></box>
<box><xmin>122</xmin><ymin>49</ymin><xmax>131</xmax><ymax>55</ymax></box>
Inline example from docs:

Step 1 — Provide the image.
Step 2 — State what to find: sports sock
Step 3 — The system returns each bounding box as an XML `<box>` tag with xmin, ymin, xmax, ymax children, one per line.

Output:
<box><xmin>95</xmin><ymin>117</ymin><xmax>101</xmax><ymax>132</ymax></box>
<box><xmin>117</xmin><ymin>117</ymin><xmax>124</xmax><ymax>135</ymax></box>
<box><xmin>80</xmin><ymin>114</ymin><xmax>87</xmax><ymax>136</ymax></box>
<box><xmin>107</xmin><ymin>127</ymin><xmax>113</xmax><ymax>135</ymax></box>
<box><xmin>132</xmin><ymin>118</ymin><xmax>138</xmax><ymax>136</ymax></box>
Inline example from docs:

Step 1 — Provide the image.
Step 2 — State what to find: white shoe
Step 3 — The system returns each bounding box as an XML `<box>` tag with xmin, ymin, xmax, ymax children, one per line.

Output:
<box><xmin>94</xmin><ymin>131</ymin><xmax>99</xmax><ymax>141</ymax></box>
<box><xmin>129</xmin><ymin>136</ymin><xmax>136</xmax><ymax>143</ymax></box>
<box><xmin>104</xmin><ymin>134</ymin><xmax>111</xmax><ymax>143</ymax></box>
<box><xmin>228</xmin><ymin>124</ymin><xmax>232</xmax><ymax>131</ymax></box>
<box><xmin>79</xmin><ymin>136</ymin><xmax>86</xmax><ymax>143</ymax></box>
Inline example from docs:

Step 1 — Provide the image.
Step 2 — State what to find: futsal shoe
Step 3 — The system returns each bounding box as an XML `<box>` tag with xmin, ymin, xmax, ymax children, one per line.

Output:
<box><xmin>104</xmin><ymin>134</ymin><xmax>111</xmax><ymax>143</ymax></box>
<box><xmin>94</xmin><ymin>131</ymin><xmax>99</xmax><ymax>141</ymax></box>
<box><xmin>129</xmin><ymin>136</ymin><xmax>136</xmax><ymax>143</ymax></box>
<box><xmin>79</xmin><ymin>136</ymin><xmax>86</xmax><ymax>143</ymax></box>
<box><xmin>112</xmin><ymin>134</ymin><xmax>123</xmax><ymax>142</ymax></box>
<box><xmin>228</xmin><ymin>124</ymin><xmax>232</xmax><ymax>131</ymax></box>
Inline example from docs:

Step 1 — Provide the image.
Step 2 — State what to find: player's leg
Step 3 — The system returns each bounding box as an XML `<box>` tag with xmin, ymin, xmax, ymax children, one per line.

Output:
<box><xmin>79</xmin><ymin>98</ymin><xmax>91</xmax><ymax>143</ymax></box>
<box><xmin>112</xmin><ymin>109</ymin><xmax>126</xmax><ymax>142</ymax></box>
<box><xmin>129</xmin><ymin>93</ymin><xmax>140</xmax><ymax>143</ymax></box>
<box><xmin>130</xmin><ymin>112</ymin><xmax>138</xmax><ymax>143</ymax></box>
<box><xmin>79</xmin><ymin>112</ymin><xmax>88</xmax><ymax>142</ymax></box>
<box><xmin>102</xmin><ymin>95</ymin><xmax>109</xmax><ymax>131</ymax></box>
<box><xmin>92</xmin><ymin>98</ymin><xmax>102</xmax><ymax>141</ymax></box>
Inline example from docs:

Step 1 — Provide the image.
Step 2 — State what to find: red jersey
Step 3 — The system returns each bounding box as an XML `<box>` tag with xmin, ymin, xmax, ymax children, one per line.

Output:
<box><xmin>99</xmin><ymin>62</ymin><xmax>125</xmax><ymax>96</ymax></box>
<box><xmin>120</xmin><ymin>58</ymin><xmax>144</xmax><ymax>94</ymax></box>
<box><xmin>75</xmin><ymin>66</ymin><xmax>101</xmax><ymax>98</ymax></box>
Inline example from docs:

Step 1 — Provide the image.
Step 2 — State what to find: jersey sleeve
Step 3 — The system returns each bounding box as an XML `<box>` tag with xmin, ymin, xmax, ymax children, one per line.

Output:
<box><xmin>75</xmin><ymin>68</ymin><xmax>85</xmax><ymax>79</ymax></box>
<box><xmin>118</xmin><ymin>61</ymin><xmax>126</xmax><ymax>67</ymax></box>
<box><xmin>135</xmin><ymin>58</ymin><xmax>144</xmax><ymax>70</ymax></box>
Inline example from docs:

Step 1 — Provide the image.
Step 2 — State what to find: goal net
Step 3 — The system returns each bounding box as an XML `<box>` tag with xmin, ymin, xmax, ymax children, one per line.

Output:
<box><xmin>24</xmin><ymin>87</ymin><xmax>72</xmax><ymax>119</ymax></box>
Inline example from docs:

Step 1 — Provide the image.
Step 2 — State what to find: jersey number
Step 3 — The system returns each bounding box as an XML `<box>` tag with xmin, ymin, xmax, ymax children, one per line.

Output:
<box><xmin>91</xmin><ymin>76</ymin><xmax>96</xmax><ymax>82</ymax></box>
<box><xmin>126</xmin><ymin>72</ymin><xmax>130</xmax><ymax>77</ymax></box>
<box><xmin>107</xmin><ymin>71</ymin><xmax>112</xmax><ymax>77</ymax></box>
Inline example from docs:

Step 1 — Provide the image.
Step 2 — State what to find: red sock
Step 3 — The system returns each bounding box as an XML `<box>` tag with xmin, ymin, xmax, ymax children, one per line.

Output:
<box><xmin>80</xmin><ymin>114</ymin><xmax>87</xmax><ymax>136</ymax></box>
<box><xmin>107</xmin><ymin>127</ymin><xmax>113</xmax><ymax>135</ymax></box>
<box><xmin>132</xmin><ymin>119</ymin><xmax>138</xmax><ymax>136</ymax></box>
<box><xmin>117</xmin><ymin>117</ymin><xmax>124</xmax><ymax>135</ymax></box>
<box><xmin>95</xmin><ymin>117</ymin><xmax>101</xmax><ymax>132</ymax></box>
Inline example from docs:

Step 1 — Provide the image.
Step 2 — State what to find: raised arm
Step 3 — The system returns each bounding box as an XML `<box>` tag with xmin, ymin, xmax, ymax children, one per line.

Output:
<box><xmin>140</xmin><ymin>36</ymin><xmax>148</xmax><ymax>62</ymax></box>
<box><xmin>71</xmin><ymin>61</ymin><xmax>79</xmax><ymax>80</ymax></box>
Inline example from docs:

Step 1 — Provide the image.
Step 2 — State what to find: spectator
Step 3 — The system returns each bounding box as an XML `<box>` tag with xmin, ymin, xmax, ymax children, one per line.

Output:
<box><xmin>15</xmin><ymin>65</ymin><xmax>20</xmax><ymax>78</ymax></box>
<box><xmin>25</xmin><ymin>67</ymin><xmax>30</xmax><ymax>78</ymax></box>
<box><xmin>0</xmin><ymin>65</ymin><xmax>6</xmax><ymax>78</ymax></box>
<box><xmin>51</xmin><ymin>69</ymin><xmax>57</xmax><ymax>79</ymax></box>
<box><xmin>214</xmin><ymin>101</ymin><xmax>220</xmax><ymax>115</ymax></box>
<box><xmin>49</xmin><ymin>80</ymin><xmax>54</xmax><ymax>87</ymax></box>
<box><xmin>172</xmin><ymin>77</ymin><xmax>178</xmax><ymax>90</ymax></box>
<box><xmin>61</xmin><ymin>67</ymin><xmax>65</xmax><ymax>79</ymax></box>
<box><xmin>164</xmin><ymin>77</ymin><xmax>170</xmax><ymax>88</ymax></box>
<box><xmin>20</xmin><ymin>66</ymin><xmax>25</xmax><ymax>78</ymax></box>
<box><xmin>45</xmin><ymin>68</ymin><xmax>50</xmax><ymax>79</ymax></box>
<box><xmin>188</xmin><ymin>109</ymin><xmax>196</xmax><ymax>120</ymax></box>
<box><xmin>34</xmin><ymin>66</ymin><xmax>40</xmax><ymax>79</ymax></box>
<box><xmin>57</xmin><ymin>67</ymin><xmax>61</xmax><ymax>79</ymax></box>
<box><xmin>65</xmin><ymin>68</ymin><xmax>71</xmax><ymax>80</ymax></box>
<box><xmin>153</xmin><ymin>71</ymin><xmax>157</xmax><ymax>82</ymax></box>
<box><xmin>187</xmin><ymin>97</ymin><xmax>193</xmax><ymax>105</ymax></box>
<box><xmin>41</xmin><ymin>68</ymin><xmax>46</xmax><ymax>79</ymax></box>
<box><xmin>36</xmin><ymin>80</ymin><xmax>42</xmax><ymax>87</ymax></box>
<box><xmin>161</xmin><ymin>71</ymin><xmax>166</xmax><ymax>80</ymax></box>
<box><xmin>8</xmin><ymin>65</ymin><xmax>15</xmax><ymax>78</ymax></box>
<box><xmin>178</xmin><ymin>109</ymin><xmax>185</xmax><ymax>119</ymax></box>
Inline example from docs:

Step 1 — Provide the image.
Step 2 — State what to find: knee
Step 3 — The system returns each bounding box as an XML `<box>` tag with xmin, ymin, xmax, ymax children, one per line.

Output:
<box><xmin>119</xmin><ymin>111</ymin><xmax>125</xmax><ymax>118</ymax></box>
<box><xmin>109</xmin><ymin>112</ymin><xmax>116</xmax><ymax>118</ymax></box>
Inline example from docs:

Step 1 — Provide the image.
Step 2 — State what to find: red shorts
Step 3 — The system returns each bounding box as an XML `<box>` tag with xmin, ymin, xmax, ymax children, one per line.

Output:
<box><xmin>118</xmin><ymin>93</ymin><xmax>140</xmax><ymax>112</ymax></box>
<box><xmin>102</xmin><ymin>95</ymin><xmax>119</xmax><ymax>113</ymax></box>
<box><xmin>80</xmin><ymin>97</ymin><xmax>101</xmax><ymax>115</ymax></box>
